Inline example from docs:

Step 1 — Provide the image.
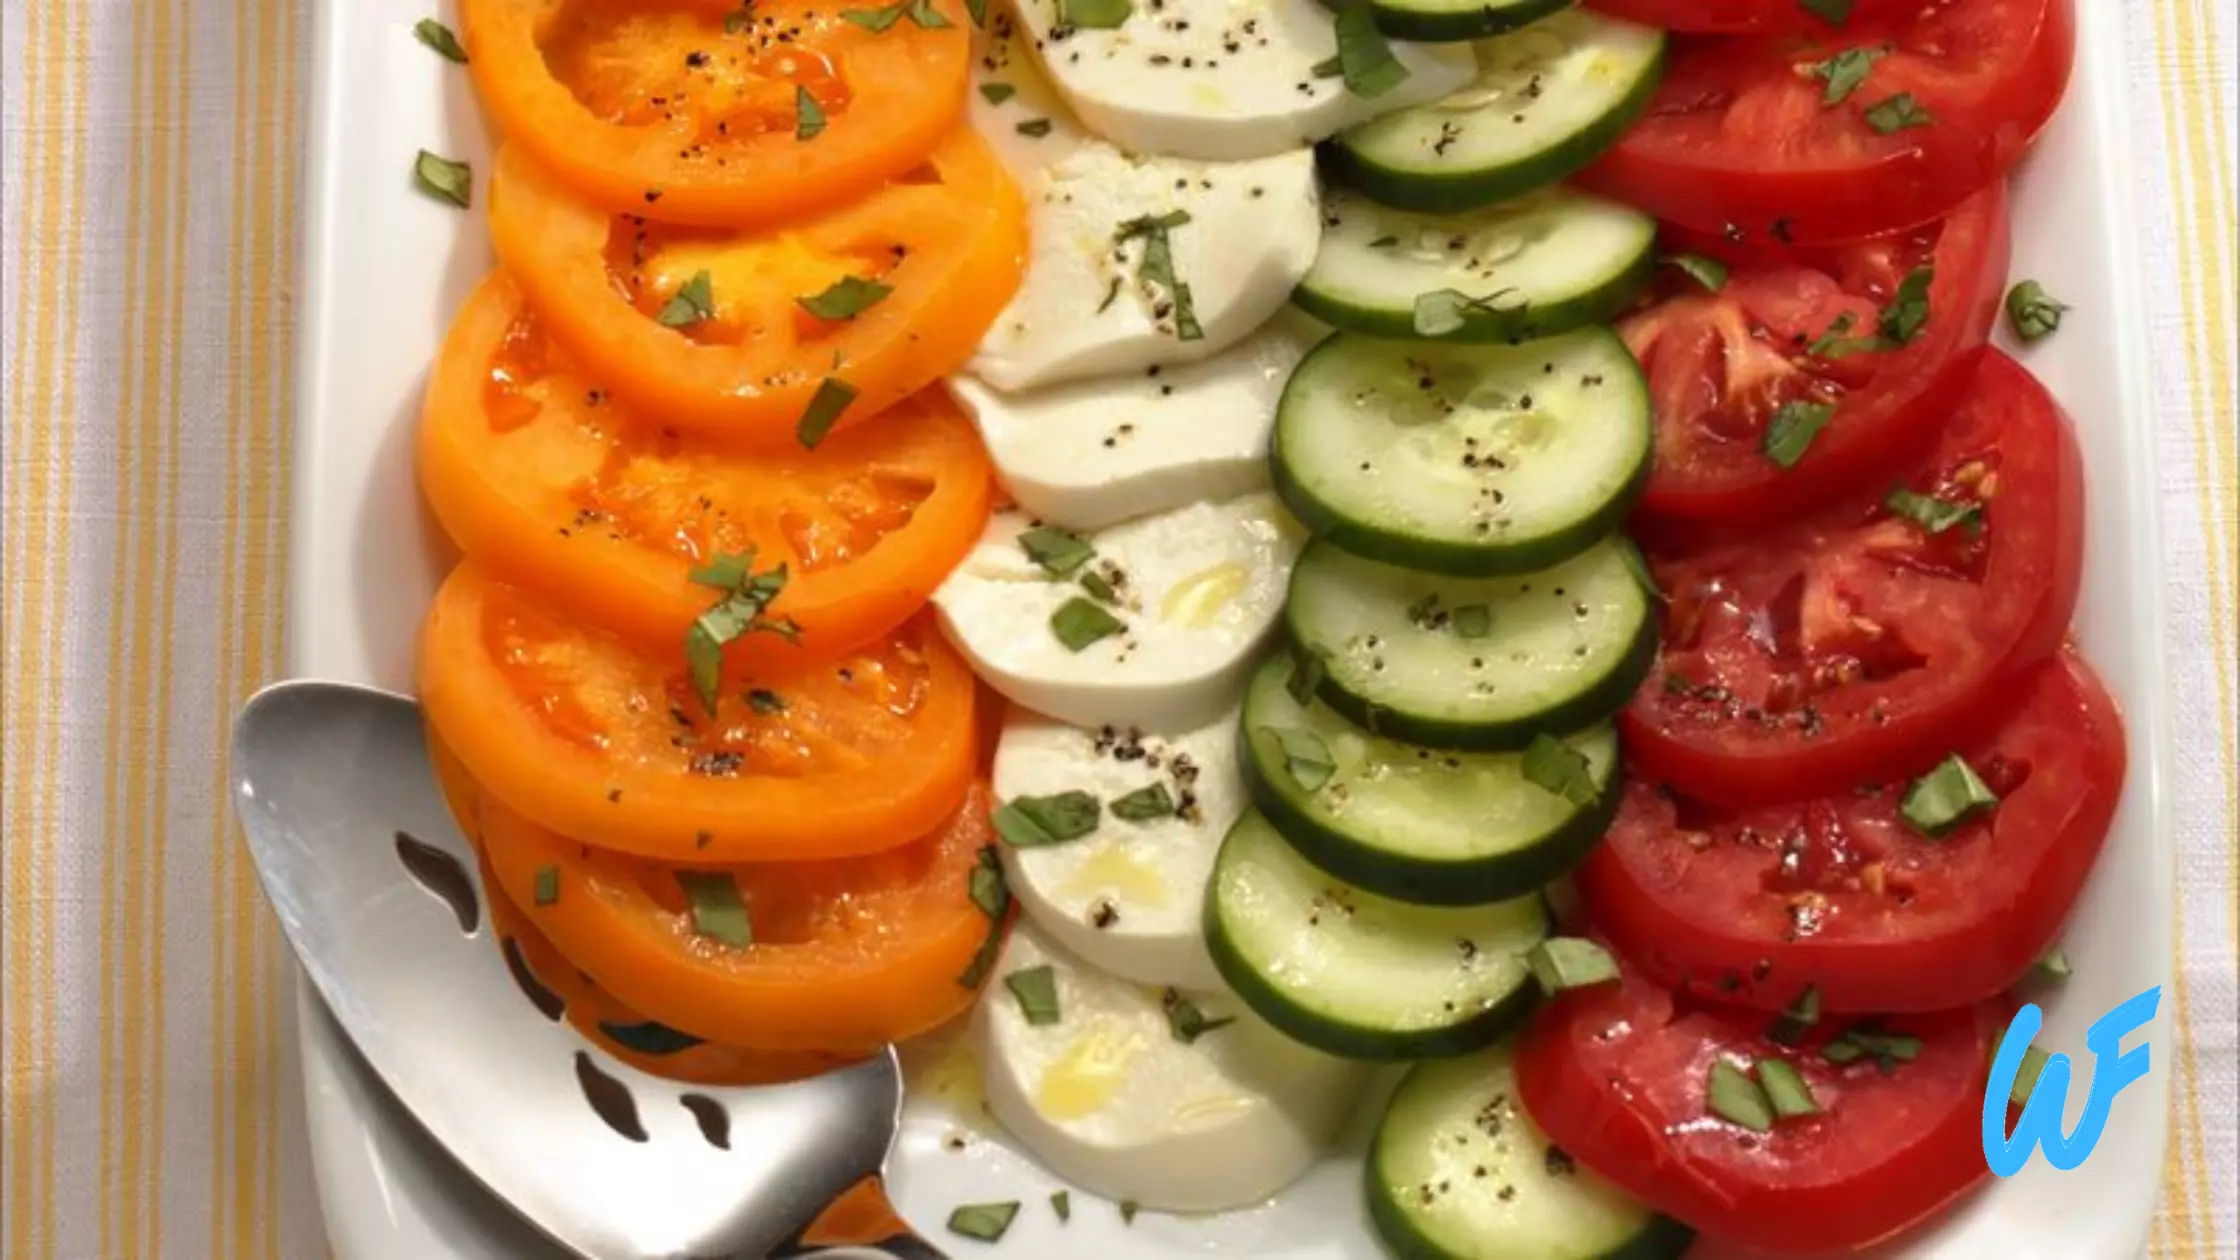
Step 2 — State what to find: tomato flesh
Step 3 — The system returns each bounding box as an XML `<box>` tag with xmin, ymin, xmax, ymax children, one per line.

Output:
<box><xmin>1584</xmin><ymin>0</ymin><xmax>2075</xmax><ymax>243</ymax></box>
<box><xmin>1623</xmin><ymin>350</ymin><xmax>2083</xmax><ymax>804</ymax></box>
<box><xmin>1586</xmin><ymin>0</ymin><xmax>1918</xmax><ymax>33</ymax></box>
<box><xmin>1516</xmin><ymin>959</ymin><xmax>2006</xmax><ymax>1253</ymax></box>
<box><xmin>1626</xmin><ymin>181</ymin><xmax>2008</xmax><ymax>524</ymax></box>
<box><xmin>1584</xmin><ymin>651</ymin><xmax>2123</xmax><ymax>1013</ymax></box>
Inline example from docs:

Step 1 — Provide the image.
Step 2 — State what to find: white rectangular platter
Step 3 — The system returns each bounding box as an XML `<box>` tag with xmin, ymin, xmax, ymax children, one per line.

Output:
<box><xmin>285</xmin><ymin>2</ymin><xmax>2173</xmax><ymax>1256</ymax></box>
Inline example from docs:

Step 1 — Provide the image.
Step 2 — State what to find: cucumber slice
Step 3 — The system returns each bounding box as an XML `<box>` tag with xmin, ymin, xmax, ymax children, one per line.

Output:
<box><xmin>1205</xmin><ymin>809</ymin><xmax>1547</xmax><ymax>1060</ymax></box>
<box><xmin>1294</xmin><ymin>187</ymin><xmax>1655</xmax><ymax>344</ymax></box>
<box><xmin>1335</xmin><ymin>0</ymin><xmax>1574</xmax><ymax>46</ymax></box>
<box><xmin>1369</xmin><ymin>1045</ymin><xmax>1696</xmax><ymax>1260</ymax></box>
<box><xmin>1239</xmin><ymin>653</ymin><xmax>1621</xmax><ymax>905</ymax></box>
<box><xmin>1285</xmin><ymin>537</ymin><xmax>1655</xmax><ymax>751</ymax></box>
<box><xmin>1324</xmin><ymin>10</ymin><xmax>1665</xmax><ymax>214</ymax></box>
<box><xmin>1271</xmin><ymin>328</ymin><xmax>1650</xmax><ymax>577</ymax></box>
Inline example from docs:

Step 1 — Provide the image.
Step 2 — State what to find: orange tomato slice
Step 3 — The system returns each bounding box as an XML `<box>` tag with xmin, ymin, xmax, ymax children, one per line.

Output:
<box><xmin>459</xmin><ymin>0</ymin><xmax>971</xmax><ymax>228</ymax></box>
<box><xmin>488</xmin><ymin>128</ymin><xmax>1026</xmax><ymax>445</ymax></box>
<box><xmin>419</xmin><ymin>271</ymin><xmax>993</xmax><ymax>667</ymax></box>
<box><xmin>478</xmin><ymin>781</ymin><xmax>1001</xmax><ymax>1052</ymax></box>
<box><xmin>418</xmin><ymin>562</ymin><xmax>976</xmax><ymax>861</ymax></box>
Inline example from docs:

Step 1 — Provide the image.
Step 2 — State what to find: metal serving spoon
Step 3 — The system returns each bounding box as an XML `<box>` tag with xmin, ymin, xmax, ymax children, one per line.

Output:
<box><xmin>230</xmin><ymin>678</ymin><xmax>945</xmax><ymax>1260</ymax></box>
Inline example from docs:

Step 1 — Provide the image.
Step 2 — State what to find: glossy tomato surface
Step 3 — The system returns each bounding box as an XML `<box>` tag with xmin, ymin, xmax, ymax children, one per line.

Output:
<box><xmin>1625</xmin><ymin>182</ymin><xmax>2008</xmax><ymax>524</ymax></box>
<box><xmin>1584</xmin><ymin>651</ymin><xmax>2124</xmax><ymax>1013</ymax></box>
<box><xmin>1584</xmin><ymin>0</ymin><xmax>2074</xmax><ymax>243</ymax></box>
<box><xmin>1623</xmin><ymin>350</ymin><xmax>2084</xmax><ymax>804</ymax></box>
<box><xmin>1587</xmin><ymin>0</ymin><xmax>1916</xmax><ymax>34</ymax></box>
<box><xmin>1516</xmin><ymin>960</ymin><xmax>2006</xmax><ymax>1253</ymax></box>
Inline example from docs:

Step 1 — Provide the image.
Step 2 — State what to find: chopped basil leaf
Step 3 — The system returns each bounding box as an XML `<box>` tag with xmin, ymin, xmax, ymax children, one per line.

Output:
<box><xmin>1015</xmin><ymin>117</ymin><xmax>1054</xmax><ymax>137</ymax></box>
<box><xmin>1811</xmin><ymin>46</ymin><xmax>1885</xmax><ymax>104</ymax></box>
<box><xmin>1050</xmin><ymin>596</ymin><xmax>1126</xmax><ymax>651</ymax></box>
<box><xmin>794</xmin><ymin>85</ymin><xmax>827</xmax><ymax>140</ymax></box>
<box><xmin>1050</xmin><ymin>1190</ymin><xmax>1071</xmax><ymax>1222</ymax></box>
<box><xmin>724</xmin><ymin>7</ymin><xmax>756</xmax><ymax>33</ymax></box>
<box><xmin>1798</xmin><ymin>0</ymin><xmax>1855</xmax><ymax>21</ymax></box>
<box><xmin>1261</xmin><ymin>725</ymin><xmax>1335</xmax><ymax>792</ymax></box>
<box><xmin>747</xmin><ymin>688</ymin><xmax>786</xmax><ymax>715</ymax></box>
<box><xmin>1899</xmin><ymin>753</ymin><xmax>2000</xmax><ymax>836</ymax></box>
<box><xmin>533</xmin><ymin>864</ymin><xmax>560</xmax><ymax>906</ymax></box>
<box><xmin>2005</xmin><ymin>279</ymin><xmax>2069</xmax><ymax>342</ymax></box>
<box><xmin>1162</xmin><ymin>988</ymin><xmax>1236</xmax><ymax>1044</ymax></box>
<box><xmin>979</xmin><ymin>81</ymin><xmax>1017</xmax><ymax>105</ymax></box>
<box><xmin>1115</xmin><ymin>210</ymin><xmax>1201</xmax><ymax>341</ymax></box>
<box><xmin>993</xmin><ymin>791</ymin><xmax>1102</xmax><ymax>848</ymax></box>
<box><xmin>1525</xmin><ymin>937</ymin><xmax>1620</xmax><ymax>994</ymax></box>
<box><xmin>1521</xmin><ymin>733</ymin><xmax>1598</xmax><ymax>807</ymax></box>
<box><xmin>413</xmin><ymin>18</ymin><xmax>468</xmax><ymax>62</ymax></box>
<box><xmin>1707</xmin><ymin>1059</ymin><xmax>1774</xmax><ymax>1132</ymax></box>
<box><xmin>1807</xmin><ymin>311</ymin><xmax>1878</xmax><ymax>359</ymax></box>
<box><xmin>1884</xmin><ymin>485</ymin><xmax>1982</xmax><ymax>535</ymax></box>
<box><xmin>796</xmin><ymin>275</ymin><xmax>891</xmax><ymax>321</ymax></box>
<box><xmin>658</xmin><ymin>269</ymin><xmax>717</xmax><ymax>329</ymax></box>
<box><xmin>1018</xmin><ymin>525</ymin><xmax>1094</xmax><ymax>577</ymax></box>
<box><xmin>1821</xmin><ymin>1038</ymin><xmax>1867</xmax><ymax>1064</ymax></box>
<box><xmin>968</xmin><ymin>0</ymin><xmax>989</xmax><ymax>24</ymax></box>
<box><xmin>1064</xmin><ymin>0</ymin><xmax>1132</xmax><ymax>27</ymax></box>
<box><xmin>2010</xmin><ymin>1043</ymin><xmax>2052</xmax><ymax>1105</ymax></box>
<box><xmin>676</xmin><ymin>871</ymin><xmax>753</xmax><ymax>947</ymax></box>
<box><xmin>947</xmin><ymin>1201</ymin><xmax>1022</xmax><ymax>1242</ymax></box>
<box><xmin>1367</xmin><ymin>234</ymin><xmax>1399</xmax><ymax>248</ymax></box>
<box><xmin>1110</xmin><ymin>782</ymin><xmax>1176</xmax><ymax>822</ymax></box>
<box><xmin>596</xmin><ymin>1020</ymin><xmax>704</xmax><ymax>1055</ymax></box>
<box><xmin>1120</xmin><ymin>1199</ymin><xmax>1141</xmax><ymax>1225</ymax></box>
<box><xmin>1287</xmin><ymin>645</ymin><xmax>1330</xmax><ymax>706</ymax></box>
<box><xmin>796</xmin><ymin>376</ymin><xmax>856</xmax><ymax>449</ymax></box>
<box><xmin>842</xmin><ymin>0</ymin><xmax>944</xmax><ymax>29</ymax></box>
<box><xmin>1405</xmin><ymin>592</ymin><xmax>1443</xmax><ymax>627</ymax></box>
<box><xmin>1769</xmin><ymin>984</ymin><xmax>1822</xmax><ymax>1044</ymax></box>
<box><xmin>906</xmin><ymin>0</ymin><xmax>953</xmax><ymax>26</ymax></box>
<box><xmin>412</xmin><ymin>150</ymin><xmax>473</xmax><ymax>207</ymax></box>
<box><xmin>1331</xmin><ymin>0</ymin><xmax>1408</xmax><ymax>99</ymax></box>
<box><xmin>1096</xmin><ymin>276</ymin><xmax>1122</xmax><ymax>313</ymax></box>
<box><xmin>1878</xmin><ymin>265</ymin><xmax>1934</xmax><ymax>345</ymax></box>
<box><xmin>684</xmin><ymin>549</ymin><xmax>797</xmax><ymax>713</ymax></box>
<box><xmin>1662</xmin><ymin>252</ymin><xmax>1729</xmax><ymax>292</ymax></box>
<box><xmin>1758</xmin><ymin>1058</ymin><xmax>1821</xmax><ymax>1118</ymax></box>
<box><xmin>1825</xmin><ymin>1021</ymin><xmax>1924</xmax><ymax>1071</ymax></box>
<box><xmin>1449</xmin><ymin>604</ymin><xmax>1492</xmax><ymax>639</ymax></box>
<box><xmin>1762</xmin><ymin>399</ymin><xmax>1836</xmax><ymax>468</ymax></box>
<box><xmin>2035</xmin><ymin>946</ymin><xmax>2073</xmax><ymax>982</ymax></box>
<box><xmin>1004</xmin><ymin>965</ymin><xmax>1063</xmax><ymax>1026</ymax></box>
<box><xmin>958</xmin><ymin>847</ymin><xmax>1010</xmax><ymax>987</ymax></box>
<box><xmin>1864</xmin><ymin>92</ymin><xmax>1934</xmax><ymax>134</ymax></box>
<box><xmin>1079</xmin><ymin>569</ymin><xmax>1119</xmax><ymax>604</ymax></box>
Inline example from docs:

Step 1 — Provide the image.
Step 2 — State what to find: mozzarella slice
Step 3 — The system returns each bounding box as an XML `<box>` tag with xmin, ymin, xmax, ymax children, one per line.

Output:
<box><xmin>978</xmin><ymin>920</ymin><xmax>1369</xmax><ymax>1211</ymax></box>
<box><xmin>1008</xmin><ymin>0</ymin><xmax>1476</xmax><ymax>161</ymax></box>
<box><xmin>969</xmin><ymin>143</ymin><xmax>1319</xmax><ymax>392</ymax></box>
<box><xmin>994</xmin><ymin>706</ymin><xmax>1244</xmax><ymax>989</ymax></box>
<box><xmin>969</xmin><ymin>5</ymin><xmax>1091</xmax><ymax>175</ymax></box>
<box><xmin>953</xmin><ymin>310</ymin><xmax>1324</xmax><ymax>531</ymax></box>
<box><xmin>933</xmin><ymin>493</ymin><xmax>1304</xmax><ymax>732</ymax></box>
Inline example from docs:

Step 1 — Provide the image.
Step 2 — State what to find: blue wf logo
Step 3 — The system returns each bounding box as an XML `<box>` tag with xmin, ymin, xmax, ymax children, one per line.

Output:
<box><xmin>1981</xmin><ymin>985</ymin><xmax>2160</xmax><ymax>1176</ymax></box>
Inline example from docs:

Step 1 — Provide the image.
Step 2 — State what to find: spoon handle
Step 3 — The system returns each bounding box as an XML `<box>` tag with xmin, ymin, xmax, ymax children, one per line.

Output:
<box><xmin>772</xmin><ymin>1176</ymin><xmax>949</xmax><ymax>1260</ymax></box>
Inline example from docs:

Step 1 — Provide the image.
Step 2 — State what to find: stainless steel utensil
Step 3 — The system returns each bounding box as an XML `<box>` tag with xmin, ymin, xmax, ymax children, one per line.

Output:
<box><xmin>230</xmin><ymin>678</ymin><xmax>945</xmax><ymax>1260</ymax></box>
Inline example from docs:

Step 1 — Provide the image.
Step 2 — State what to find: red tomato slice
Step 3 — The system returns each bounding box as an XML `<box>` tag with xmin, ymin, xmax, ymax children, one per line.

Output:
<box><xmin>1586</xmin><ymin>0</ymin><xmax>1916</xmax><ymax>34</ymax></box>
<box><xmin>1623</xmin><ymin>350</ymin><xmax>2083</xmax><ymax>804</ymax></box>
<box><xmin>1515</xmin><ymin>958</ymin><xmax>2007</xmax><ymax>1253</ymax></box>
<box><xmin>1625</xmin><ymin>181</ymin><xmax>2008</xmax><ymax>524</ymax></box>
<box><xmin>1583</xmin><ymin>0</ymin><xmax>2074</xmax><ymax>243</ymax></box>
<box><xmin>1583</xmin><ymin>651</ymin><xmax>2123</xmax><ymax>1013</ymax></box>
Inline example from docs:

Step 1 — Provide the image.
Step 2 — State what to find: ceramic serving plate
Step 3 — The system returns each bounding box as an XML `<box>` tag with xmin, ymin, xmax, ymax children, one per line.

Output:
<box><xmin>284</xmin><ymin>2</ymin><xmax>2172</xmax><ymax>1255</ymax></box>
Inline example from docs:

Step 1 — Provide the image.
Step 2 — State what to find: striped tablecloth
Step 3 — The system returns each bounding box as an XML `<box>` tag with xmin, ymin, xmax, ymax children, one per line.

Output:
<box><xmin>2</xmin><ymin>2</ymin><xmax>2233</xmax><ymax>1257</ymax></box>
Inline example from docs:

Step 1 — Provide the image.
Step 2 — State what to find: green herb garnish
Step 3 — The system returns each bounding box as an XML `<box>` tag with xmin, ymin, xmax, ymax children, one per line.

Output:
<box><xmin>797</xmin><ymin>275</ymin><xmax>890</xmax><ymax>320</ymax></box>
<box><xmin>1330</xmin><ymin>0</ymin><xmax>1408</xmax><ymax>98</ymax></box>
<box><xmin>413</xmin><ymin>151</ymin><xmax>473</xmax><ymax>207</ymax></box>
<box><xmin>676</xmin><ymin>871</ymin><xmax>753</xmax><ymax>947</ymax></box>
<box><xmin>1811</xmin><ymin>46</ymin><xmax>1885</xmax><ymax>105</ymax></box>
<box><xmin>1018</xmin><ymin>525</ymin><xmax>1094</xmax><ymax>577</ymax></box>
<box><xmin>947</xmin><ymin>1201</ymin><xmax>1022</xmax><ymax>1242</ymax></box>
<box><xmin>1521</xmin><ymin>734</ymin><xmax>1598</xmax><ymax>807</ymax></box>
<box><xmin>1663</xmin><ymin>253</ymin><xmax>1729</xmax><ymax>292</ymax></box>
<box><xmin>1050</xmin><ymin>596</ymin><xmax>1126</xmax><ymax>651</ymax></box>
<box><xmin>993</xmin><ymin>791</ymin><xmax>1102</xmax><ymax>847</ymax></box>
<box><xmin>1004</xmin><ymin>965</ymin><xmax>1063</xmax><ymax>1025</ymax></box>
<box><xmin>1707</xmin><ymin>1059</ymin><xmax>1774</xmax><ymax>1132</ymax></box>
<box><xmin>533</xmin><ymin>865</ymin><xmax>560</xmax><ymax>906</ymax></box>
<box><xmin>1063</xmin><ymin>0</ymin><xmax>1133</xmax><ymax>27</ymax></box>
<box><xmin>684</xmin><ymin>548</ymin><xmax>798</xmax><ymax>713</ymax></box>
<box><xmin>1884</xmin><ymin>485</ymin><xmax>1982</xmax><ymax>535</ymax></box>
<box><xmin>1864</xmin><ymin>92</ymin><xmax>1934</xmax><ymax>134</ymax></box>
<box><xmin>414</xmin><ymin>18</ymin><xmax>468</xmax><ymax>62</ymax></box>
<box><xmin>797</xmin><ymin>376</ymin><xmax>857</xmax><ymax>449</ymax></box>
<box><xmin>1762</xmin><ymin>399</ymin><xmax>1836</xmax><ymax>468</ymax></box>
<box><xmin>979</xmin><ymin>81</ymin><xmax>1017</xmax><ymax>105</ymax></box>
<box><xmin>795</xmin><ymin>86</ymin><xmax>827</xmax><ymax>139</ymax></box>
<box><xmin>1524</xmin><ymin>937</ymin><xmax>1620</xmax><ymax>994</ymax></box>
<box><xmin>1110</xmin><ymin>783</ymin><xmax>1176</xmax><ymax>822</ymax></box>
<box><xmin>1162</xmin><ymin>988</ymin><xmax>1236</xmax><ymax>1044</ymax></box>
<box><xmin>1899</xmin><ymin>753</ymin><xmax>2000</xmax><ymax>836</ymax></box>
<box><xmin>1115</xmin><ymin>210</ymin><xmax>1201</xmax><ymax>341</ymax></box>
<box><xmin>658</xmin><ymin>269</ymin><xmax>717</xmax><ymax>329</ymax></box>
<box><xmin>2006</xmin><ymin>280</ymin><xmax>2068</xmax><ymax>342</ymax></box>
<box><xmin>1758</xmin><ymin>1058</ymin><xmax>1821</xmax><ymax>1118</ymax></box>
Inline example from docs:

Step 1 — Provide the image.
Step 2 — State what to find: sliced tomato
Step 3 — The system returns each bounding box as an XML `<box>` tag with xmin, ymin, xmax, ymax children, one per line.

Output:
<box><xmin>1625</xmin><ymin>181</ymin><xmax>2007</xmax><ymax>524</ymax></box>
<box><xmin>477</xmin><ymin>782</ymin><xmax>1000</xmax><ymax>1052</ymax></box>
<box><xmin>417</xmin><ymin>562</ymin><xmax>977</xmax><ymax>861</ymax></box>
<box><xmin>1586</xmin><ymin>0</ymin><xmax>1916</xmax><ymax>33</ymax></box>
<box><xmin>420</xmin><ymin>272</ymin><xmax>993</xmax><ymax>667</ymax></box>
<box><xmin>460</xmin><ymin>0</ymin><xmax>970</xmax><ymax>228</ymax></box>
<box><xmin>489</xmin><ymin>128</ymin><xmax>1027</xmax><ymax>445</ymax></box>
<box><xmin>1623</xmin><ymin>350</ymin><xmax>2083</xmax><ymax>804</ymax></box>
<box><xmin>1584</xmin><ymin>0</ymin><xmax>2074</xmax><ymax>243</ymax></box>
<box><xmin>1584</xmin><ymin>651</ymin><xmax>2123</xmax><ymax>1013</ymax></box>
<box><xmin>1515</xmin><ymin>957</ymin><xmax>2006</xmax><ymax>1253</ymax></box>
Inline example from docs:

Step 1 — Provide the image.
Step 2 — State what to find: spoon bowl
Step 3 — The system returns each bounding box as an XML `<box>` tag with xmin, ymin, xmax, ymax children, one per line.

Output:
<box><xmin>230</xmin><ymin>678</ymin><xmax>943</xmax><ymax>1260</ymax></box>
